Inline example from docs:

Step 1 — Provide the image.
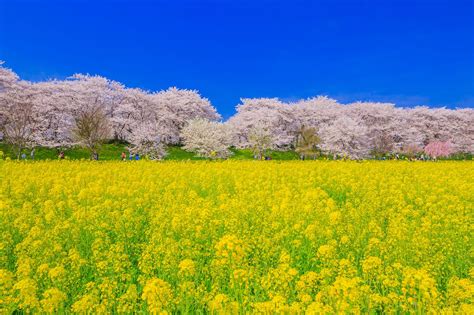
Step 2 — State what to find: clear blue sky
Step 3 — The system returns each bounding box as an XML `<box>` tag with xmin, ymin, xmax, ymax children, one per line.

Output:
<box><xmin>1</xmin><ymin>0</ymin><xmax>473</xmax><ymax>118</ymax></box>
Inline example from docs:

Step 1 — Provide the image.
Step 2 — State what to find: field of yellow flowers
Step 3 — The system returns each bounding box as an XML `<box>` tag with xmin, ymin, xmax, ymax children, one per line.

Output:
<box><xmin>0</xmin><ymin>160</ymin><xmax>472</xmax><ymax>313</ymax></box>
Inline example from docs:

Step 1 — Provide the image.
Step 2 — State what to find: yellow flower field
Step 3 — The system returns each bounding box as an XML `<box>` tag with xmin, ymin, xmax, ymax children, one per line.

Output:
<box><xmin>0</xmin><ymin>161</ymin><xmax>473</xmax><ymax>313</ymax></box>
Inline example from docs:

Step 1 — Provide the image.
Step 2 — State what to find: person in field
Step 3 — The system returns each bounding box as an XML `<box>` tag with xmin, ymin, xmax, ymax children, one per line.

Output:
<box><xmin>121</xmin><ymin>152</ymin><xmax>126</xmax><ymax>161</ymax></box>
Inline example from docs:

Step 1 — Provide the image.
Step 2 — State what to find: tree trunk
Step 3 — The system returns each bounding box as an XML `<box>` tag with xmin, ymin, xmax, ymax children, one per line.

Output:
<box><xmin>16</xmin><ymin>145</ymin><xmax>22</xmax><ymax>160</ymax></box>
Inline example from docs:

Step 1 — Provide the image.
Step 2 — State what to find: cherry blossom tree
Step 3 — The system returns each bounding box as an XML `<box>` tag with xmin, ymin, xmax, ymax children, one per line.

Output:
<box><xmin>30</xmin><ymin>74</ymin><xmax>122</xmax><ymax>150</ymax></box>
<box><xmin>1</xmin><ymin>60</ymin><xmax>473</xmax><ymax>159</ymax></box>
<box><xmin>345</xmin><ymin>102</ymin><xmax>400</xmax><ymax>151</ymax></box>
<box><xmin>0</xmin><ymin>62</ymin><xmax>42</xmax><ymax>158</ymax></box>
<box><xmin>127</xmin><ymin>122</ymin><xmax>167</xmax><ymax>160</ymax></box>
<box><xmin>32</xmin><ymin>81</ymin><xmax>76</xmax><ymax>148</ymax></box>
<box><xmin>151</xmin><ymin>88</ymin><xmax>221</xmax><ymax>144</ymax></box>
<box><xmin>319</xmin><ymin>116</ymin><xmax>369</xmax><ymax>159</ymax></box>
<box><xmin>452</xmin><ymin>108</ymin><xmax>474</xmax><ymax>153</ymax></box>
<box><xmin>28</xmin><ymin>76</ymin><xmax>221</xmax><ymax>151</ymax></box>
<box><xmin>181</xmin><ymin>118</ymin><xmax>234</xmax><ymax>159</ymax></box>
<box><xmin>424</xmin><ymin>141</ymin><xmax>454</xmax><ymax>159</ymax></box>
<box><xmin>0</xmin><ymin>61</ymin><xmax>19</xmax><ymax>91</ymax></box>
<box><xmin>0</xmin><ymin>82</ymin><xmax>41</xmax><ymax>158</ymax></box>
<box><xmin>106</xmin><ymin>87</ymin><xmax>221</xmax><ymax>146</ymax></box>
<box><xmin>292</xmin><ymin>96</ymin><xmax>343</xmax><ymax>131</ymax></box>
<box><xmin>370</xmin><ymin>131</ymin><xmax>395</xmax><ymax>158</ymax></box>
<box><xmin>110</xmin><ymin>87</ymin><xmax>152</xmax><ymax>142</ymax></box>
<box><xmin>227</xmin><ymin>98</ymin><xmax>296</xmax><ymax>148</ymax></box>
<box><xmin>393</xmin><ymin>106</ymin><xmax>474</xmax><ymax>154</ymax></box>
<box><xmin>229</xmin><ymin>96</ymin><xmax>474</xmax><ymax>157</ymax></box>
<box><xmin>247</xmin><ymin>123</ymin><xmax>274</xmax><ymax>159</ymax></box>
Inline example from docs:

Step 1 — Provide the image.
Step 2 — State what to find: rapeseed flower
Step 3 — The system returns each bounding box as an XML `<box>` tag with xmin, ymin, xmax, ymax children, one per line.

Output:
<box><xmin>0</xmin><ymin>160</ymin><xmax>472</xmax><ymax>313</ymax></box>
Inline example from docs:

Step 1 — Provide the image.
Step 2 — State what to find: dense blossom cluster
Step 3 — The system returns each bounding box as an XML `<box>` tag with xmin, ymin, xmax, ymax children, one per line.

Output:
<box><xmin>181</xmin><ymin>119</ymin><xmax>234</xmax><ymax>159</ymax></box>
<box><xmin>0</xmin><ymin>160</ymin><xmax>472</xmax><ymax>313</ymax></box>
<box><xmin>0</xmin><ymin>62</ymin><xmax>219</xmax><ymax>156</ymax></box>
<box><xmin>1</xmin><ymin>61</ymin><xmax>473</xmax><ymax>159</ymax></box>
<box><xmin>228</xmin><ymin>97</ymin><xmax>473</xmax><ymax>158</ymax></box>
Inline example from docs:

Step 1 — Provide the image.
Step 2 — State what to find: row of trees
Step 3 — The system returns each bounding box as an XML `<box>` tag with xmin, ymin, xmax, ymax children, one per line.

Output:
<box><xmin>0</xmin><ymin>61</ymin><xmax>219</xmax><ymax>159</ymax></box>
<box><xmin>227</xmin><ymin>97</ymin><xmax>473</xmax><ymax>159</ymax></box>
<box><xmin>1</xmin><ymin>61</ymin><xmax>473</xmax><ymax>159</ymax></box>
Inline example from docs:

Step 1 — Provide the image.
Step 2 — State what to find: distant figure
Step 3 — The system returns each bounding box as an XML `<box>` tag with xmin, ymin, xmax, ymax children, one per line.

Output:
<box><xmin>129</xmin><ymin>152</ymin><xmax>133</xmax><ymax>161</ymax></box>
<box><xmin>21</xmin><ymin>153</ymin><xmax>27</xmax><ymax>160</ymax></box>
<box><xmin>395</xmin><ymin>153</ymin><xmax>400</xmax><ymax>160</ymax></box>
<box><xmin>121</xmin><ymin>152</ymin><xmax>126</xmax><ymax>161</ymax></box>
<box><xmin>59</xmin><ymin>151</ymin><xmax>65</xmax><ymax>159</ymax></box>
<box><xmin>30</xmin><ymin>149</ymin><xmax>35</xmax><ymax>160</ymax></box>
<box><xmin>93</xmin><ymin>152</ymin><xmax>99</xmax><ymax>160</ymax></box>
<box><xmin>135</xmin><ymin>153</ymin><xmax>140</xmax><ymax>161</ymax></box>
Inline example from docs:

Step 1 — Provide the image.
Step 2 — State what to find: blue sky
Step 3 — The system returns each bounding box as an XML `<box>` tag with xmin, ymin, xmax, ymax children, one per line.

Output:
<box><xmin>0</xmin><ymin>0</ymin><xmax>473</xmax><ymax>118</ymax></box>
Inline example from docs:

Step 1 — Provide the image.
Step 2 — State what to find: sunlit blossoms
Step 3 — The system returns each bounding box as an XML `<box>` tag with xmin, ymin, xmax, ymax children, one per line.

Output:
<box><xmin>1</xmin><ymin>61</ymin><xmax>473</xmax><ymax>159</ymax></box>
<box><xmin>424</xmin><ymin>140</ymin><xmax>454</xmax><ymax>158</ymax></box>
<box><xmin>181</xmin><ymin>118</ymin><xmax>234</xmax><ymax>158</ymax></box>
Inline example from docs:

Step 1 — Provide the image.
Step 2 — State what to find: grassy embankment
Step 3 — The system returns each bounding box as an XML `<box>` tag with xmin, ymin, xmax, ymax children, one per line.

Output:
<box><xmin>0</xmin><ymin>143</ymin><xmax>300</xmax><ymax>161</ymax></box>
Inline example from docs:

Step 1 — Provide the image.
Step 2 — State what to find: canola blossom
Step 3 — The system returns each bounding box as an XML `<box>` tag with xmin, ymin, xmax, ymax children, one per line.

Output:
<box><xmin>0</xmin><ymin>160</ymin><xmax>473</xmax><ymax>313</ymax></box>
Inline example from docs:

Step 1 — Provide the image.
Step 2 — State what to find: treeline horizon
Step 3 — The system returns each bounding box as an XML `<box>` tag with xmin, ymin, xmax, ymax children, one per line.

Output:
<box><xmin>1</xmin><ymin>61</ymin><xmax>473</xmax><ymax>159</ymax></box>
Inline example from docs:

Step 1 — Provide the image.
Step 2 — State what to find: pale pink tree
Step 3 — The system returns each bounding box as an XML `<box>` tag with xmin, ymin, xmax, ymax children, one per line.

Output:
<box><xmin>118</xmin><ymin>87</ymin><xmax>220</xmax><ymax>146</ymax></box>
<box><xmin>227</xmin><ymin>98</ymin><xmax>296</xmax><ymax>148</ymax></box>
<box><xmin>2</xmin><ymin>60</ymin><xmax>473</xmax><ymax>159</ymax></box>
<box><xmin>33</xmin><ymin>80</ymin><xmax>76</xmax><ymax>148</ymax></box>
<box><xmin>0</xmin><ymin>62</ymin><xmax>42</xmax><ymax>158</ymax></box>
<box><xmin>319</xmin><ymin>116</ymin><xmax>369</xmax><ymax>159</ymax></box>
<box><xmin>181</xmin><ymin>118</ymin><xmax>234</xmax><ymax>159</ymax></box>
<box><xmin>0</xmin><ymin>61</ymin><xmax>19</xmax><ymax>91</ymax></box>
<box><xmin>452</xmin><ymin>108</ymin><xmax>474</xmax><ymax>153</ymax></box>
<box><xmin>424</xmin><ymin>141</ymin><xmax>454</xmax><ymax>159</ymax></box>
<box><xmin>247</xmin><ymin>122</ymin><xmax>275</xmax><ymax>159</ymax></box>
<box><xmin>0</xmin><ymin>81</ymin><xmax>42</xmax><ymax>158</ymax></box>
<box><xmin>345</xmin><ymin>101</ymin><xmax>399</xmax><ymax>154</ymax></box>
<box><xmin>292</xmin><ymin>96</ymin><xmax>343</xmax><ymax>130</ymax></box>
<box><xmin>127</xmin><ymin>118</ymin><xmax>171</xmax><ymax>159</ymax></box>
<box><xmin>432</xmin><ymin>108</ymin><xmax>473</xmax><ymax>153</ymax></box>
<box><xmin>110</xmin><ymin>87</ymin><xmax>152</xmax><ymax>141</ymax></box>
<box><xmin>127</xmin><ymin>122</ymin><xmax>167</xmax><ymax>160</ymax></box>
<box><xmin>151</xmin><ymin>87</ymin><xmax>221</xmax><ymax>144</ymax></box>
<box><xmin>34</xmin><ymin>74</ymin><xmax>119</xmax><ymax>154</ymax></box>
<box><xmin>396</xmin><ymin>106</ymin><xmax>473</xmax><ymax>154</ymax></box>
